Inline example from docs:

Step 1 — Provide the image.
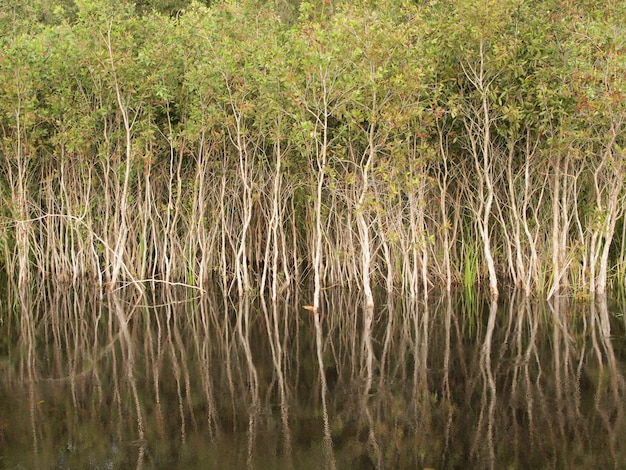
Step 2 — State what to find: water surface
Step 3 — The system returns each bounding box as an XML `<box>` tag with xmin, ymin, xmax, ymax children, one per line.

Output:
<box><xmin>1</xmin><ymin>286</ymin><xmax>625</xmax><ymax>469</ymax></box>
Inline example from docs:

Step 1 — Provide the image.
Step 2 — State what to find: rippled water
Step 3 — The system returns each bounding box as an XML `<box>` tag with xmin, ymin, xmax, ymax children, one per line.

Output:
<box><xmin>0</xmin><ymin>285</ymin><xmax>625</xmax><ymax>469</ymax></box>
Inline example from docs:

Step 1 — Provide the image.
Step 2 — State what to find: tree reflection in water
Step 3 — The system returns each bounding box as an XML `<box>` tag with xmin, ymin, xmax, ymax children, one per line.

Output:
<box><xmin>1</xmin><ymin>285</ymin><xmax>625</xmax><ymax>469</ymax></box>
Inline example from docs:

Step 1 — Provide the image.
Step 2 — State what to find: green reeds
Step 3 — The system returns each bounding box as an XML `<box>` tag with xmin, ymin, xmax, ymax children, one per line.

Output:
<box><xmin>461</xmin><ymin>240</ymin><xmax>480</xmax><ymax>301</ymax></box>
<box><xmin>455</xmin><ymin>239</ymin><xmax>481</xmax><ymax>335</ymax></box>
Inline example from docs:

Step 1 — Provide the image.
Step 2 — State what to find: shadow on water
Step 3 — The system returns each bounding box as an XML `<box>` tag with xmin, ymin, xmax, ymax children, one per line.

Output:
<box><xmin>0</xmin><ymin>284</ymin><xmax>625</xmax><ymax>469</ymax></box>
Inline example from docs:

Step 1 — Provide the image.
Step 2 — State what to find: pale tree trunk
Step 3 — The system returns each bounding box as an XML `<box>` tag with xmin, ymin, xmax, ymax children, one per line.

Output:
<box><xmin>354</xmin><ymin>119</ymin><xmax>376</xmax><ymax>309</ymax></box>
<box><xmin>313</xmin><ymin>125</ymin><xmax>326</xmax><ymax>313</ymax></box>
<box><xmin>407</xmin><ymin>191</ymin><xmax>421</xmax><ymax>298</ymax></box>
<box><xmin>417</xmin><ymin>176</ymin><xmax>429</xmax><ymax>297</ymax></box>
<box><xmin>306</xmin><ymin>76</ymin><xmax>332</xmax><ymax>314</ymax></box>
<box><xmin>591</xmin><ymin>128</ymin><xmax>625</xmax><ymax>294</ymax></box>
<box><xmin>103</xmin><ymin>23</ymin><xmax>144</xmax><ymax>293</ymax></box>
<box><xmin>224</xmin><ymin>80</ymin><xmax>252</xmax><ymax>297</ymax></box>
<box><xmin>12</xmin><ymin>106</ymin><xmax>31</xmax><ymax>289</ymax></box>
<box><xmin>596</xmin><ymin>188</ymin><xmax>623</xmax><ymax>293</ymax></box>
<box><xmin>549</xmin><ymin>154</ymin><xmax>565</xmax><ymax>296</ymax></box>
<box><xmin>520</xmin><ymin>131</ymin><xmax>543</xmax><ymax>293</ymax></box>
<box><xmin>436</xmin><ymin>125</ymin><xmax>453</xmax><ymax>292</ymax></box>
<box><xmin>105</xmin><ymin>23</ymin><xmax>132</xmax><ymax>288</ymax></box>
<box><xmin>505</xmin><ymin>140</ymin><xmax>527</xmax><ymax>292</ymax></box>
<box><xmin>462</xmin><ymin>39</ymin><xmax>499</xmax><ymax>299</ymax></box>
<box><xmin>262</xmin><ymin>120</ymin><xmax>289</xmax><ymax>302</ymax></box>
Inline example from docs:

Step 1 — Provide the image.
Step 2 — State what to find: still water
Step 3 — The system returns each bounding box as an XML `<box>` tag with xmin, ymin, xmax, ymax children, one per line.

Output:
<box><xmin>0</xmin><ymin>285</ymin><xmax>625</xmax><ymax>469</ymax></box>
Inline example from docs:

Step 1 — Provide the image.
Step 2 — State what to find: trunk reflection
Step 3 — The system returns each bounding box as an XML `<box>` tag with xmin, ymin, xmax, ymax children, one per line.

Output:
<box><xmin>2</xmin><ymin>287</ymin><xmax>625</xmax><ymax>468</ymax></box>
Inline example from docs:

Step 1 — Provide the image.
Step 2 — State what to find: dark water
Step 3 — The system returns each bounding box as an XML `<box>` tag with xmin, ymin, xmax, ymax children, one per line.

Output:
<box><xmin>0</xmin><ymin>285</ymin><xmax>625</xmax><ymax>469</ymax></box>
